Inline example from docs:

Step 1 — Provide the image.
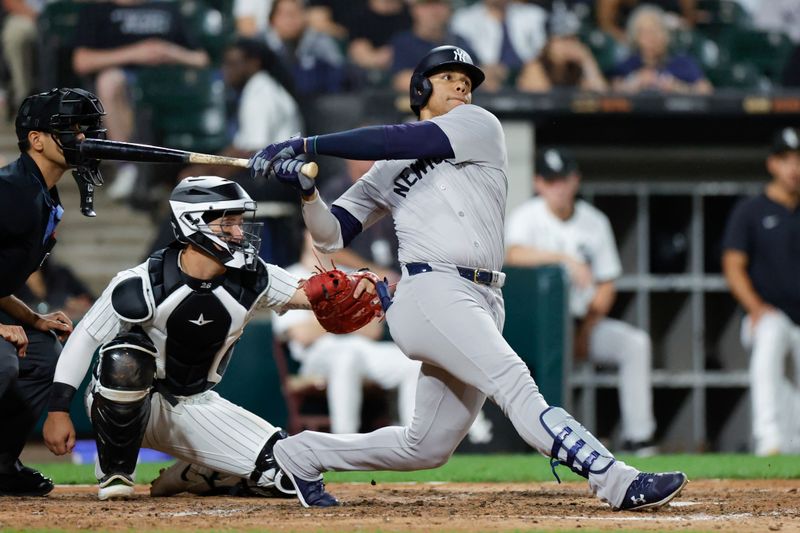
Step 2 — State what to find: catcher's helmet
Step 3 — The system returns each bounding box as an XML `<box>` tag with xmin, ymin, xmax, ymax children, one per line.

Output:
<box><xmin>409</xmin><ymin>45</ymin><xmax>485</xmax><ymax>117</ymax></box>
<box><xmin>169</xmin><ymin>176</ymin><xmax>263</xmax><ymax>271</ymax></box>
<box><xmin>16</xmin><ymin>88</ymin><xmax>106</xmax><ymax>176</ymax></box>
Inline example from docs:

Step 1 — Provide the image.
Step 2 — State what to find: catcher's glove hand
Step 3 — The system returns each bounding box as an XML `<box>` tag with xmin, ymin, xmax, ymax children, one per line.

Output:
<box><xmin>303</xmin><ymin>267</ymin><xmax>391</xmax><ymax>334</ymax></box>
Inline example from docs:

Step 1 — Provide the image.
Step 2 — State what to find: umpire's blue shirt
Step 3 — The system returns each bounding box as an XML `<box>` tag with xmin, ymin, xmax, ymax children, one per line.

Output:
<box><xmin>0</xmin><ymin>152</ymin><xmax>62</xmax><ymax>298</ymax></box>
<box><xmin>722</xmin><ymin>192</ymin><xmax>800</xmax><ymax>325</ymax></box>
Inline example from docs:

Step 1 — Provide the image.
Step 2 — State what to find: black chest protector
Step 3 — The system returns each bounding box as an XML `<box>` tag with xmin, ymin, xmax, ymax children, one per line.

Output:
<box><xmin>146</xmin><ymin>246</ymin><xmax>269</xmax><ymax>395</ymax></box>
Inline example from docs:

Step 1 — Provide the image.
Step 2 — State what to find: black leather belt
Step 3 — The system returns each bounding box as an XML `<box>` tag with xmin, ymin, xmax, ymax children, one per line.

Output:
<box><xmin>405</xmin><ymin>262</ymin><xmax>502</xmax><ymax>286</ymax></box>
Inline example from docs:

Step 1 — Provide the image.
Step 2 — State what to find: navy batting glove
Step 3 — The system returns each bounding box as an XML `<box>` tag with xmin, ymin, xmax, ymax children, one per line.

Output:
<box><xmin>273</xmin><ymin>158</ymin><xmax>316</xmax><ymax>195</ymax></box>
<box><xmin>248</xmin><ymin>137</ymin><xmax>306</xmax><ymax>178</ymax></box>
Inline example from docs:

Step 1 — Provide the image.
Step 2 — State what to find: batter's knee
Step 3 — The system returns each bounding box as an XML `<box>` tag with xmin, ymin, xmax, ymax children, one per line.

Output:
<box><xmin>404</xmin><ymin>430</ymin><xmax>460</xmax><ymax>470</ymax></box>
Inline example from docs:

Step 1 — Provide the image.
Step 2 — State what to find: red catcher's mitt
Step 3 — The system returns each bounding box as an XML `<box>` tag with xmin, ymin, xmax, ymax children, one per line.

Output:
<box><xmin>302</xmin><ymin>267</ymin><xmax>384</xmax><ymax>334</ymax></box>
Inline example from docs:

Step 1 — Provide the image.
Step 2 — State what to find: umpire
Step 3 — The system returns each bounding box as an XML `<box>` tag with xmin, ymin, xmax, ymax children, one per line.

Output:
<box><xmin>0</xmin><ymin>88</ymin><xmax>105</xmax><ymax>496</ymax></box>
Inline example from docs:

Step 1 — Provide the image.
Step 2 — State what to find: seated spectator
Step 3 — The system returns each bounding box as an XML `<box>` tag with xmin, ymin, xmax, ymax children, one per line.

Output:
<box><xmin>320</xmin><ymin>157</ymin><xmax>400</xmax><ymax>279</ymax></box>
<box><xmin>14</xmin><ymin>259</ymin><xmax>93</xmax><ymax>323</ymax></box>
<box><xmin>71</xmin><ymin>0</ymin><xmax>210</xmax><ymax>201</ymax></box>
<box><xmin>517</xmin><ymin>5</ymin><xmax>608</xmax><ymax>92</ymax></box>
<box><xmin>1</xmin><ymin>0</ymin><xmax>42</xmax><ymax>110</ymax></box>
<box><xmin>266</xmin><ymin>0</ymin><xmax>347</xmax><ymax>96</ymax></box>
<box><xmin>451</xmin><ymin>0</ymin><xmax>548</xmax><ymax>92</ymax></box>
<box><xmin>234</xmin><ymin>0</ymin><xmax>273</xmax><ymax>37</ymax></box>
<box><xmin>272</xmin><ymin>231</ymin><xmax>420</xmax><ymax>434</ymax></box>
<box><xmin>505</xmin><ymin>148</ymin><xmax>657</xmax><ymax>455</ymax></box>
<box><xmin>347</xmin><ymin>0</ymin><xmax>411</xmax><ymax>85</ymax></box>
<box><xmin>390</xmin><ymin>0</ymin><xmax>475</xmax><ymax>93</ymax></box>
<box><xmin>306</xmin><ymin>0</ymin><xmax>357</xmax><ymax>41</ymax></box>
<box><xmin>598</xmin><ymin>0</ymin><xmax>697</xmax><ymax>44</ymax></box>
<box><xmin>179</xmin><ymin>37</ymin><xmax>302</xmax><ymax>180</ymax></box>
<box><xmin>611</xmin><ymin>4</ymin><xmax>712</xmax><ymax>94</ymax></box>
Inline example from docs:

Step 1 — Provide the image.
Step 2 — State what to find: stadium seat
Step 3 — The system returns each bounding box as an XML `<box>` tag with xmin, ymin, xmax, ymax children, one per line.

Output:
<box><xmin>726</xmin><ymin>29</ymin><xmax>794</xmax><ymax>83</ymax></box>
<box><xmin>180</xmin><ymin>0</ymin><xmax>235</xmax><ymax>65</ymax></box>
<box><xmin>37</xmin><ymin>1</ymin><xmax>84</xmax><ymax>89</ymax></box>
<box><xmin>132</xmin><ymin>66</ymin><xmax>228</xmax><ymax>153</ymax></box>
<box><xmin>707</xmin><ymin>61</ymin><xmax>771</xmax><ymax>90</ymax></box>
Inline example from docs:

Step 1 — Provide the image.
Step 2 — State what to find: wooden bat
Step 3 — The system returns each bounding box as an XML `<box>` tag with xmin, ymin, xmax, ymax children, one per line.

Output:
<box><xmin>79</xmin><ymin>138</ymin><xmax>318</xmax><ymax>178</ymax></box>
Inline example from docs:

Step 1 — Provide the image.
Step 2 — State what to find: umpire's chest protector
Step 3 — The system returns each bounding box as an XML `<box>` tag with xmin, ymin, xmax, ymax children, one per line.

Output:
<box><xmin>111</xmin><ymin>246</ymin><xmax>269</xmax><ymax>396</ymax></box>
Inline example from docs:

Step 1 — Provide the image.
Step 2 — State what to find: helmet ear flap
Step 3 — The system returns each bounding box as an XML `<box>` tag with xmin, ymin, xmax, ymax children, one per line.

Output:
<box><xmin>409</xmin><ymin>73</ymin><xmax>433</xmax><ymax>117</ymax></box>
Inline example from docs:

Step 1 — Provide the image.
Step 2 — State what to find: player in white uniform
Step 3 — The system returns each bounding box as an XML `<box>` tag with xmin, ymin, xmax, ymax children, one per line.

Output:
<box><xmin>41</xmin><ymin>177</ymin><xmax>378</xmax><ymax>500</ymax></box>
<box><xmin>250</xmin><ymin>46</ymin><xmax>687</xmax><ymax>510</ymax></box>
<box><xmin>505</xmin><ymin>148</ymin><xmax>657</xmax><ymax>454</ymax></box>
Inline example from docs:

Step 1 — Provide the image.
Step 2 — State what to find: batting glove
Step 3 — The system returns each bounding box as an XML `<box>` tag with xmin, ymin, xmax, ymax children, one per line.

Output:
<box><xmin>273</xmin><ymin>158</ymin><xmax>316</xmax><ymax>196</ymax></box>
<box><xmin>248</xmin><ymin>137</ymin><xmax>306</xmax><ymax>178</ymax></box>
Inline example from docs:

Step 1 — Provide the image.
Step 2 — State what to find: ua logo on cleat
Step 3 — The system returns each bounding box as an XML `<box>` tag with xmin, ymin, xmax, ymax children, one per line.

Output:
<box><xmin>630</xmin><ymin>494</ymin><xmax>646</xmax><ymax>506</ymax></box>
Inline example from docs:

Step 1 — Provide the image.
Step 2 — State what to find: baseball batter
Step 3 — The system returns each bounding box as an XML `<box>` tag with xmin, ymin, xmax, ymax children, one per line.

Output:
<box><xmin>41</xmin><ymin>176</ymin><xmax>380</xmax><ymax>500</ymax></box>
<box><xmin>250</xmin><ymin>46</ymin><xmax>687</xmax><ymax>510</ymax></box>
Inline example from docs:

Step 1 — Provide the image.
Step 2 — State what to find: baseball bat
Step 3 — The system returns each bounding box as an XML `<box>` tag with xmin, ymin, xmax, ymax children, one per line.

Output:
<box><xmin>79</xmin><ymin>138</ymin><xmax>318</xmax><ymax>177</ymax></box>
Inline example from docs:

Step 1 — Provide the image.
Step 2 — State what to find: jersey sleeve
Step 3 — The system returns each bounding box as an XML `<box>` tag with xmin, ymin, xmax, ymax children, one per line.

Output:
<box><xmin>721</xmin><ymin>198</ymin><xmax>752</xmax><ymax>254</ymax></box>
<box><xmin>592</xmin><ymin>213</ymin><xmax>623</xmax><ymax>282</ymax></box>
<box><xmin>505</xmin><ymin>203</ymin><xmax>538</xmax><ymax>247</ymax></box>
<box><xmin>429</xmin><ymin>104</ymin><xmax>507</xmax><ymax>170</ymax></box>
<box><xmin>331</xmin><ymin>162</ymin><xmax>393</xmax><ymax>230</ymax></box>
<box><xmin>253</xmin><ymin>263</ymin><xmax>300</xmax><ymax>312</ymax></box>
<box><xmin>79</xmin><ymin>271</ymin><xmax>134</xmax><ymax>342</ymax></box>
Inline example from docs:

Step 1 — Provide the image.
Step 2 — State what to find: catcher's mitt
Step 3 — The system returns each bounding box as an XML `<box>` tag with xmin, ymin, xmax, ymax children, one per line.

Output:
<box><xmin>302</xmin><ymin>267</ymin><xmax>390</xmax><ymax>334</ymax></box>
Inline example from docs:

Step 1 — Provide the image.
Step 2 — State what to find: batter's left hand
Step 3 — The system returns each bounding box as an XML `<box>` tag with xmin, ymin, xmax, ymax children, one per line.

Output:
<box><xmin>33</xmin><ymin>311</ymin><xmax>73</xmax><ymax>342</ymax></box>
<box><xmin>249</xmin><ymin>137</ymin><xmax>306</xmax><ymax>178</ymax></box>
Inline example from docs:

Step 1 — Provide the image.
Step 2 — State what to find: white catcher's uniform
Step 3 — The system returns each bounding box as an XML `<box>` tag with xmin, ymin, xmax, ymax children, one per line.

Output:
<box><xmin>506</xmin><ymin>197</ymin><xmax>656</xmax><ymax>444</ymax></box>
<box><xmin>273</xmin><ymin>263</ymin><xmax>420</xmax><ymax>434</ymax></box>
<box><xmin>53</xmin><ymin>246</ymin><xmax>299</xmax><ymax>482</ymax></box>
<box><xmin>274</xmin><ymin>104</ymin><xmax>641</xmax><ymax>507</ymax></box>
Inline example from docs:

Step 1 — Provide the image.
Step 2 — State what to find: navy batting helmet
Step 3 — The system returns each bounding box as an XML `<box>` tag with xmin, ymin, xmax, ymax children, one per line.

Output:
<box><xmin>409</xmin><ymin>45</ymin><xmax>485</xmax><ymax>117</ymax></box>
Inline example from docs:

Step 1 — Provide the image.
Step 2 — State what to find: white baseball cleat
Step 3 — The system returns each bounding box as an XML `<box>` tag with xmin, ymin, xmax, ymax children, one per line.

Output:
<box><xmin>97</xmin><ymin>473</ymin><xmax>135</xmax><ymax>500</ymax></box>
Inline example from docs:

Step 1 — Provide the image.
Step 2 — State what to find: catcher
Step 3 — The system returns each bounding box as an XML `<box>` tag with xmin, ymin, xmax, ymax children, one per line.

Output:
<box><xmin>41</xmin><ymin>175</ymin><xmax>386</xmax><ymax>500</ymax></box>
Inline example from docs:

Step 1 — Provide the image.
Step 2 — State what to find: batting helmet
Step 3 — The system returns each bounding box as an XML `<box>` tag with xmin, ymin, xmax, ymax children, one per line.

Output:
<box><xmin>409</xmin><ymin>45</ymin><xmax>485</xmax><ymax>117</ymax></box>
<box><xmin>169</xmin><ymin>176</ymin><xmax>263</xmax><ymax>271</ymax></box>
<box><xmin>16</xmin><ymin>88</ymin><xmax>106</xmax><ymax>172</ymax></box>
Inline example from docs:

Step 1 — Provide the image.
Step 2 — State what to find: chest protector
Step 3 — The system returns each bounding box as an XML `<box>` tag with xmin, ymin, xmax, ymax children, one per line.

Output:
<box><xmin>114</xmin><ymin>246</ymin><xmax>269</xmax><ymax>396</ymax></box>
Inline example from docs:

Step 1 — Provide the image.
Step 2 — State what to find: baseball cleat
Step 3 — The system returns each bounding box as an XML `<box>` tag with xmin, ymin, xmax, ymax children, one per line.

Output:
<box><xmin>97</xmin><ymin>473</ymin><xmax>135</xmax><ymax>500</ymax></box>
<box><xmin>0</xmin><ymin>461</ymin><xmax>54</xmax><ymax>497</ymax></box>
<box><xmin>274</xmin><ymin>454</ymin><xmax>338</xmax><ymax>507</ymax></box>
<box><xmin>150</xmin><ymin>461</ymin><xmax>218</xmax><ymax>497</ymax></box>
<box><xmin>616</xmin><ymin>471</ymin><xmax>688</xmax><ymax>511</ymax></box>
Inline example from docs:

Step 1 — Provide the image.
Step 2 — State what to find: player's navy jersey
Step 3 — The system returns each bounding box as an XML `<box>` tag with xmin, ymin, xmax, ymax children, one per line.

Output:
<box><xmin>53</xmin><ymin>245</ymin><xmax>298</xmax><ymax>393</ymax></box>
<box><xmin>331</xmin><ymin>104</ymin><xmax>508</xmax><ymax>272</ymax></box>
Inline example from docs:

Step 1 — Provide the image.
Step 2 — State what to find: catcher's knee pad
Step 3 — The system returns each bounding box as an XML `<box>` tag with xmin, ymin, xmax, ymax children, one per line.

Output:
<box><xmin>540</xmin><ymin>406</ymin><xmax>616</xmax><ymax>481</ymax></box>
<box><xmin>250</xmin><ymin>429</ymin><xmax>295</xmax><ymax>497</ymax></box>
<box><xmin>91</xmin><ymin>331</ymin><xmax>157</xmax><ymax>477</ymax></box>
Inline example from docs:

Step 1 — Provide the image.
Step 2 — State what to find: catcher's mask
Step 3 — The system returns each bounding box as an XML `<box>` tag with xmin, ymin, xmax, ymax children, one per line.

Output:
<box><xmin>16</xmin><ymin>88</ymin><xmax>107</xmax><ymax>180</ymax></box>
<box><xmin>409</xmin><ymin>45</ymin><xmax>485</xmax><ymax>117</ymax></box>
<box><xmin>169</xmin><ymin>176</ymin><xmax>263</xmax><ymax>271</ymax></box>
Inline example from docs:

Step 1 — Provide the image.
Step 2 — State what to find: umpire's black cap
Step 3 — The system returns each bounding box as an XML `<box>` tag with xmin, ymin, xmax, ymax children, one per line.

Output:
<box><xmin>771</xmin><ymin>127</ymin><xmax>800</xmax><ymax>155</ymax></box>
<box><xmin>536</xmin><ymin>147</ymin><xmax>580</xmax><ymax>180</ymax></box>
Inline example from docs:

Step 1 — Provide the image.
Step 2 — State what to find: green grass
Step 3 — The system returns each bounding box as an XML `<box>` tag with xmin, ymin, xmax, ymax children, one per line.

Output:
<box><xmin>30</xmin><ymin>453</ymin><xmax>800</xmax><ymax>485</ymax></box>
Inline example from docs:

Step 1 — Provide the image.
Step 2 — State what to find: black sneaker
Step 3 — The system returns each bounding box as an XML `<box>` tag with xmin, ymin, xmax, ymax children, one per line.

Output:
<box><xmin>616</xmin><ymin>471</ymin><xmax>688</xmax><ymax>511</ymax></box>
<box><xmin>0</xmin><ymin>461</ymin><xmax>54</xmax><ymax>497</ymax></box>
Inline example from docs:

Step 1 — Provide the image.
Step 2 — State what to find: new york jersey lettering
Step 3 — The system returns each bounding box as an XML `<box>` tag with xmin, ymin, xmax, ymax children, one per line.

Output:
<box><xmin>392</xmin><ymin>158</ymin><xmax>443</xmax><ymax>197</ymax></box>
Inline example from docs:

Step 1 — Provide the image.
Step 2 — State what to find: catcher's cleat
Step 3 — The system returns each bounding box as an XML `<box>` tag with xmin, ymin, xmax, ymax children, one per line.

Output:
<box><xmin>616</xmin><ymin>471</ymin><xmax>688</xmax><ymax>511</ymax></box>
<box><xmin>274</xmin><ymin>454</ymin><xmax>338</xmax><ymax>508</ymax></box>
<box><xmin>0</xmin><ymin>461</ymin><xmax>54</xmax><ymax>497</ymax></box>
<box><xmin>97</xmin><ymin>473</ymin><xmax>135</xmax><ymax>501</ymax></box>
<box><xmin>150</xmin><ymin>461</ymin><xmax>218</xmax><ymax>497</ymax></box>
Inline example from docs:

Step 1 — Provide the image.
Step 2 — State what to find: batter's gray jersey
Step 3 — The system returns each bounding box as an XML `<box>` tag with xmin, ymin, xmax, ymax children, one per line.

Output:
<box><xmin>333</xmin><ymin>104</ymin><xmax>508</xmax><ymax>271</ymax></box>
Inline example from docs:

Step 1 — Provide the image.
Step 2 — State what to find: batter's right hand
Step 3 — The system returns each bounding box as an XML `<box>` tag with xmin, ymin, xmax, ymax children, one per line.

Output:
<box><xmin>43</xmin><ymin>412</ymin><xmax>77</xmax><ymax>456</ymax></box>
<box><xmin>273</xmin><ymin>158</ymin><xmax>316</xmax><ymax>195</ymax></box>
<box><xmin>0</xmin><ymin>324</ymin><xmax>28</xmax><ymax>357</ymax></box>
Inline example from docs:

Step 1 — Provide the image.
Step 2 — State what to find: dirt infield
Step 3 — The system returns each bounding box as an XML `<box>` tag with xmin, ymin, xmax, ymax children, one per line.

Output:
<box><xmin>0</xmin><ymin>479</ymin><xmax>798</xmax><ymax>532</ymax></box>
